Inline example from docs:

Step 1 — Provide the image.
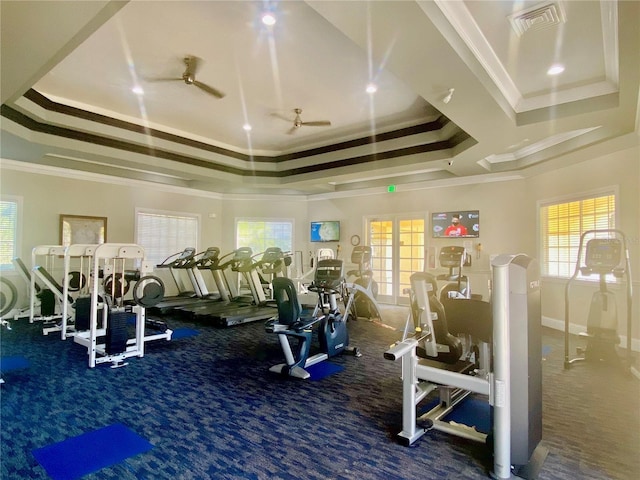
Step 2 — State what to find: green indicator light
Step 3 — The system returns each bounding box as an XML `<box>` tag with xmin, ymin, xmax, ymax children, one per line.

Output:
<box><xmin>387</xmin><ymin>184</ymin><xmax>396</xmax><ymax>193</ymax></box>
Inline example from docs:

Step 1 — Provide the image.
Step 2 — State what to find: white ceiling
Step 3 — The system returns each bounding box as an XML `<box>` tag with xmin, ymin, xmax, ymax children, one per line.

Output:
<box><xmin>1</xmin><ymin>0</ymin><xmax>639</xmax><ymax>196</ymax></box>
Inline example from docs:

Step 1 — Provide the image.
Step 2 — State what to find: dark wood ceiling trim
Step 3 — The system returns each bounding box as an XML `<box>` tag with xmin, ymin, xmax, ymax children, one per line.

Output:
<box><xmin>2</xmin><ymin>103</ymin><xmax>463</xmax><ymax>178</ymax></box>
<box><xmin>22</xmin><ymin>89</ymin><xmax>458</xmax><ymax>162</ymax></box>
<box><xmin>23</xmin><ymin>89</ymin><xmax>263</xmax><ymax>162</ymax></box>
<box><xmin>276</xmin><ymin>117</ymin><xmax>447</xmax><ymax>161</ymax></box>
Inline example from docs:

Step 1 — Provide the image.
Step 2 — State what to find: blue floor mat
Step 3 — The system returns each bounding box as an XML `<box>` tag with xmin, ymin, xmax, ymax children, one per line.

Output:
<box><xmin>171</xmin><ymin>328</ymin><xmax>200</xmax><ymax>340</ymax></box>
<box><xmin>306</xmin><ymin>361</ymin><xmax>344</xmax><ymax>380</ymax></box>
<box><xmin>0</xmin><ymin>355</ymin><xmax>30</xmax><ymax>372</ymax></box>
<box><xmin>421</xmin><ymin>396</ymin><xmax>491</xmax><ymax>434</ymax></box>
<box><xmin>32</xmin><ymin>423</ymin><xmax>153</xmax><ymax>480</ymax></box>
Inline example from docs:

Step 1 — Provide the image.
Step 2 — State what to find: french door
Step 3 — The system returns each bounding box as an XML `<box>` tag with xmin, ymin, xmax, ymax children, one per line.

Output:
<box><xmin>367</xmin><ymin>215</ymin><xmax>425</xmax><ymax>305</ymax></box>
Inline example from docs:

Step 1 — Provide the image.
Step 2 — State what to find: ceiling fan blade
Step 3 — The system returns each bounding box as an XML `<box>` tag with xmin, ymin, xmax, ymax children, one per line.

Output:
<box><xmin>193</xmin><ymin>81</ymin><xmax>225</xmax><ymax>99</ymax></box>
<box><xmin>286</xmin><ymin>126</ymin><xmax>298</xmax><ymax>135</ymax></box>
<box><xmin>144</xmin><ymin>77</ymin><xmax>182</xmax><ymax>83</ymax></box>
<box><xmin>301</xmin><ymin>121</ymin><xmax>331</xmax><ymax>127</ymax></box>
<box><xmin>270</xmin><ymin>112</ymin><xmax>293</xmax><ymax>122</ymax></box>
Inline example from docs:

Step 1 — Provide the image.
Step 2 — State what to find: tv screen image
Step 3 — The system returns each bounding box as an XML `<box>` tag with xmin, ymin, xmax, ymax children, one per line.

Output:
<box><xmin>310</xmin><ymin>221</ymin><xmax>340</xmax><ymax>242</ymax></box>
<box><xmin>432</xmin><ymin>211</ymin><xmax>479</xmax><ymax>238</ymax></box>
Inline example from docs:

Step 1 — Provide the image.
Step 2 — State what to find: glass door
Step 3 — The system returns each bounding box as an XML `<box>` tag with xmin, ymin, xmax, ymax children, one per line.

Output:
<box><xmin>369</xmin><ymin>220</ymin><xmax>394</xmax><ymax>304</ymax></box>
<box><xmin>367</xmin><ymin>216</ymin><xmax>425</xmax><ymax>305</ymax></box>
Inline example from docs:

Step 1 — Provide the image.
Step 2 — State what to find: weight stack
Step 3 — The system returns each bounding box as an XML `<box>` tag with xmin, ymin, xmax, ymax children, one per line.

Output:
<box><xmin>74</xmin><ymin>297</ymin><xmax>91</xmax><ymax>331</ymax></box>
<box><xmin>105</xmin><ymin>310</ymin><xmax>130</xmax><ymax>354</ymax></box>
<box><xmin>38</xmin><ymin>289</ymin><xmax>56</xmax><ymax>316</ymax></box>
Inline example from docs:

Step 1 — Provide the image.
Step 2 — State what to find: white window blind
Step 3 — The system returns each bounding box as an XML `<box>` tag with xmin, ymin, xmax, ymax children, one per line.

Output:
<box><xmin>0</xmin><ymin>198</ymin><xmax>19</xmax><ymax>270</ymax></box>
<box><xmin>136</xmin><ymin>210</ymin><xmax>199</xmax><ymax>265</ymax></box>
<box><xmin>540</xmin><ymin>193</ymin><xmax>615</xmax><ymax>278</ymax></box>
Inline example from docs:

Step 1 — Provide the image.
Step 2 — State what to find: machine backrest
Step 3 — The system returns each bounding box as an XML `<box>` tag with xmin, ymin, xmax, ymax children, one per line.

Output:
<box><xmin>441</xmin><ymin>297</ymin><xmax>493</xmax><ymax>343</ymax></box>
<box><xmin>410</xmin><ymin>271</ymin><xmax>462</xmax><ymax>363</ymax></box>
<box><xmin>272</xmin><ymin>277</ymin><xmax>302</xmax><ymax>326</ymax></box>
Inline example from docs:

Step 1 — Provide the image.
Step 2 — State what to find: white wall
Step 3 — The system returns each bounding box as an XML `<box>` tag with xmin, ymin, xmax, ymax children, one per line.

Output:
<box><xmin>2</xmin><ymin>141</ymin><xmax>638</xmax><ymax>347</ymax></box>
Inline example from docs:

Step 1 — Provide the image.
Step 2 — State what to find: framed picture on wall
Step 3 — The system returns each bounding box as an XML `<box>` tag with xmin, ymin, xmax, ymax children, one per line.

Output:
<box><xmin>59</xmin><ymin>214</ymin><xmax>107</xmax><ymax>246</ymax></box>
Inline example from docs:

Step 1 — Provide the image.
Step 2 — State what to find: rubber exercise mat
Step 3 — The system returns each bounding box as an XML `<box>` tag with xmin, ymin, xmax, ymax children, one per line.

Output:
<box><xmin>32</xmin><ymin>423</ymin><xmax>153</xmax><ymax>480</ymax></box>
<box><xmin>0</xmin><ymin>356</ymin><xmax>30</xmax><ymax>372</ymax></box>
<box><xmin>171</xmin><ymin>328</ymin><xmax>200</xmax><ymax>340</ymax></box>
<box><xmin>421</xmin><ymin>396</ymin><xmax>491</xmax><ymax>434</ymax></box>
<box><xmin>306</xmin><ymin>361</ymin><xmax>344</xmax><ymax>380</ymax></box>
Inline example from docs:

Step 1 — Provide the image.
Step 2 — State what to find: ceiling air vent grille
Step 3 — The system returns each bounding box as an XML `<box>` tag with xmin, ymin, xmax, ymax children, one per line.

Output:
<box><xmin>508</xmin><ymin>1</ymin><xmax>566</xmax><ymax>37</ymax></box>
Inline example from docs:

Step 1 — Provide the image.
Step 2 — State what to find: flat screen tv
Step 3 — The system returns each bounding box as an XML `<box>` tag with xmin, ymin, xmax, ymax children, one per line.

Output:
<box><xmin>432</xmin><ymin>210</ymin><xmax>479</xmax><ymax>238</ymax></box>
<box><xmin>310</xmin><ymin>221</ymin><xmax>340</xmax><ymax>242</ymax></box>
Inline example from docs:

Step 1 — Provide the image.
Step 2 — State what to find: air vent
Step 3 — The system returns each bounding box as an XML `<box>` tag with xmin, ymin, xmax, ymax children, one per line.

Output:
<box><xmin>508</xmin><ymin>1</ymin><xmax>566</xmax><ymax>37</ymax></box>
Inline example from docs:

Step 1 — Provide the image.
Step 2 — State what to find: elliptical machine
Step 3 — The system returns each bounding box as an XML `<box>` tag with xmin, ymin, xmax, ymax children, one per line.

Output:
<box><xmin>266</xmin><ymin>258</ymin><xmax>360</xmax><ymax>379</ymax></box>
<box><xmin>564</xmin><ymin>229</ymin><xmax>634</xmax><ymax>372</ymax></box>
<box><xmin>345</xmin><ymin>246</ymin><xmax>379</xmax><ymax>319</ymax></box>
<box><xmin>437</xmin><ymin>246</ymin><xmax>473</xmax><ymax>302</ymax></box>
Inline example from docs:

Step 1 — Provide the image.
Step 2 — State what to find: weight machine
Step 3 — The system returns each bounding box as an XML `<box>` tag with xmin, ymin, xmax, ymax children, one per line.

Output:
<box><xmin>29</xmin><ymin>245</ymin><xmax>68</xmax><ymax>334</ymax></box>
<box><xmin>72</xmin><ymin>243</ymin><xmax>171</xmax><ymax>368</ymax></box>
<box><xmin>564</xmin><ymin>229</ymin><xmax>634</xmax><ymax>372</ymax></box>
<box><xmin>57</xmin><ymin>244</ymin><xmax>95</xmax><ymax>339</ymax></box>
<box><xmin>385</xmin><ymin>254</ymin><xmax>547</xmax><ymax>479</ymax></box>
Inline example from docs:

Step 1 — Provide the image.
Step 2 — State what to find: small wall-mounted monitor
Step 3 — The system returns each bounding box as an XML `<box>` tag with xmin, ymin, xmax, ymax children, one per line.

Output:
<box><xmin>432</xmin><ymin>210</ymin><xmax>479</xmax><ymax>238</ymax></box>
<box><xmin>310</xmin><ymin>221</ymin><xmax>340</xmax><ymax>242</ymax></box>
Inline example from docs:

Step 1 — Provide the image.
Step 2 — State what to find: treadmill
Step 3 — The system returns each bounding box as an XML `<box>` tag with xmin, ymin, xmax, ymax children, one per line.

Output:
<box><xmin>148</xmin><ymin>247</ymin><xmax>209</xmax><ymax>314</ymax></box>
<box><xmin>189</xmin><ymin>247</ymin><xmax>280</xmax><ymax>327</ymax></box>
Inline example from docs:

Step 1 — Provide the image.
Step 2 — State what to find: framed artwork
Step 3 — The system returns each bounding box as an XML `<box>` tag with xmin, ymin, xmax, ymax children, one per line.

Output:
<box><xmin>59</xmin><ymin>214</ymin><xmax>107</xmax><ymax>246</ymax></box>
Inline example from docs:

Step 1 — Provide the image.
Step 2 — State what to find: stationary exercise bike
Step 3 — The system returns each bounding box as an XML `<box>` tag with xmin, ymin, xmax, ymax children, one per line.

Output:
<box><xmin>265</xmin><ymin>259</ymin><xmax>360</xmax><ymax>379</ymax></box>
<box><xmin>564</xmin><ymin>229</ymin><xmax>634</xmax><ymax>372</ymax></box>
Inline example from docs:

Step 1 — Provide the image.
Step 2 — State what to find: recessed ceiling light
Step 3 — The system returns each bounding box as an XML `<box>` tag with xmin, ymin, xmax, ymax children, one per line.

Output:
<box><xmin>366</xmin><ymin>83</ymin><xmax>377</xmax><ymax>94</ymax></box>
<box><xmin>243</xmin><ymin>124</ymin><xmax>252</xmax><ymax>132</ymax></box>
<box><xmin>262</xmin><ymin>12</ymin><xmax>276</xmax><ymax>26</ymax></box>
<box><xmin>131</xmin><ymin>85</ymin><xmax>144</xmax><ymax>95</ymax></box>
<box><xmin>547</xmin><ymin>64</ymin><xmax>565</xmax><ymax>76</ymax></box>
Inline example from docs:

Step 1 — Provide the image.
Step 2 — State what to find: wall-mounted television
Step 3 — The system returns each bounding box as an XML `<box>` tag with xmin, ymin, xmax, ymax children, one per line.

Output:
<box><xmin>432</xmin><ymin>210</ymin><xmax>479</xmax><ymax>238</ymax></box>
<box><xmin>310</xmin><ymin>221</ymin><xmax>340</xmax><ymax>242</ymax></box>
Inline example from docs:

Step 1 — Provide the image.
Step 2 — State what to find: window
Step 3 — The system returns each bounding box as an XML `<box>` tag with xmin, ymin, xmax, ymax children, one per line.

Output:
<box><xmin>135</xmin><ymin>209</ymin><xmax>199</xmax><ymax>265</ymax></box>
<box><xmin>0</xmin><ymin>197</ymin><xmax>21</xmax><ymax>271</ymax></box>
<box><xmin>540</xmin><ymin>192</ymin><xmax>615</xmax><ymax>278</ymax></box>
<box><xmin>236</xmin><ymin>219</ymin><xmax>293</xmax><ymax>255</ymax></box>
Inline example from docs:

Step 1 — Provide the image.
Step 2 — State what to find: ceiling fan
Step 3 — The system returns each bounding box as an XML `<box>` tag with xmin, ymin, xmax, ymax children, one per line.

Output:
<box><xmin>147</xmin><ymin>55</ymin><xmax>225</xmax><ymax>99</ymax></box>
<box><xmin>277</xmin><ymin>108</ymin><xmax>332</xmax><ymax>134</ymax></box>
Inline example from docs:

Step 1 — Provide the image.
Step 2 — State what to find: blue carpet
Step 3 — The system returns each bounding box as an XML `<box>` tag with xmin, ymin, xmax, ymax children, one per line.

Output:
<box><xmin>306</xmin><ymin>361</ymin><xmax>344</xmax><ymax>380</ymax></box>
<box><xmin>0</xmin><ymin>355</ymin><xmax>30</xmax><ymax>372</ymax></box>
<box><xmin>422</xmin><ymin>396</ymin><xmax>491</xmax><ymax>434</ymax></box>
<box><xmin>171</xmin><ymin>327</ymin><xmax>200</xmax><ymax>340</ymax></box>
<box><xmin>32</xmin><ymin>423</ymin><xmax>153</xmax><ymax>480</ymax></box>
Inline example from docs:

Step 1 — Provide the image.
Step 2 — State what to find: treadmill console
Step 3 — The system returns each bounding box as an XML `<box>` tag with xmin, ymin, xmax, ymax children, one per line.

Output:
<box><xmin>439</xmin><ymin>246</ymin><xmax>465</xmax><ymax>268</ymax></box>
<box><xmin>313</xmin><ymin>259</ymin><xmax>344</xmax><ymax>290</ymax></box>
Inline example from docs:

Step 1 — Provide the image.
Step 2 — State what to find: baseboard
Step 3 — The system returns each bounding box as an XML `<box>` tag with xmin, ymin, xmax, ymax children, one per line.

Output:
<box><xmin>542</xmin><ymin>315</ymin><xmax>640</xmax><ymax>352</ymax></box>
